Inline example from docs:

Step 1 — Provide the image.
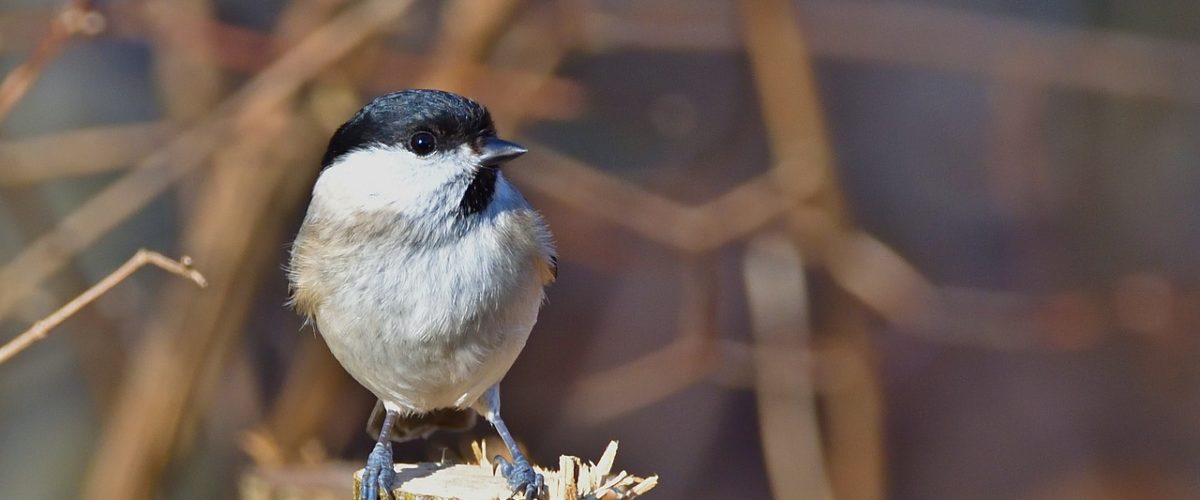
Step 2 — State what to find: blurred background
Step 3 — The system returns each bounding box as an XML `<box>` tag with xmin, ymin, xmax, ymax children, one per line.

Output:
<box><xmin>2</xmin><ymin>0</ymin><xmax>1200</xmax><ymax>499</ymax></box>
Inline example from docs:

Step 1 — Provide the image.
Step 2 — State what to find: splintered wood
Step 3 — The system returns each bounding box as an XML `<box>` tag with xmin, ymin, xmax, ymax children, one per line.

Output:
<box><xmin>241</xmin><ymin>441</ymin><xmax>656</xmax><ymax>499</ymax></box>
<box><xmin>346</xmin><ymin>441</ymin><xmax>656</xmax><ymax>500</ymax></box>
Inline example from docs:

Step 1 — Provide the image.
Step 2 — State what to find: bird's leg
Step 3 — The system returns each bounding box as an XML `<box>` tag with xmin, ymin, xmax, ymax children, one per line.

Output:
<box><xmin>480</xmin><ymin>385</ymin><xmax>544</xmax><ymax>499</ymax></box>
<box><xmin>361</xmin><ymin>406</ymin><xmax>398</xmax><ymax>500</ymax></box>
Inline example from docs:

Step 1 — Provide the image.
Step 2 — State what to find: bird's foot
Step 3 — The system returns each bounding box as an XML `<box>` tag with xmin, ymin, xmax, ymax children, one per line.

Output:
<box><xmin>360</xmin><ymin>442</ymin><xmax>396</xmax><ymax>500</ymax></box>
<box><xmin>495</xmin><ymin>454</ymin><xmax>544</xmax><ymax>499</ymax></box>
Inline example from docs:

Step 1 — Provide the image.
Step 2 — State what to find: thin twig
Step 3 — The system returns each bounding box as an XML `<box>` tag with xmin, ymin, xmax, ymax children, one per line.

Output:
<box><xmin>0</xmin><ymin>0</ymin><xmax>103</xmax><ymax>124</ymax></box>
<box><xmin>0</xmin><ymin>249</ymin><xmax>205</xmax><ymax>366</ymax></box>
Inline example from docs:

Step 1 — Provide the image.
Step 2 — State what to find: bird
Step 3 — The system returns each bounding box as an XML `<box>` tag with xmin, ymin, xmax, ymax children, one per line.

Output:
<box><xmin>287</xmin><ymin>89</ymin><xmax>557</xmax><ymax>499</ymax></box>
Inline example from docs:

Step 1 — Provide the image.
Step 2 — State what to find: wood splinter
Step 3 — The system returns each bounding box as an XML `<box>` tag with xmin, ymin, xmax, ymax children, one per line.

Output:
<box><xmin>347</xmin><ymin>441</ymin><xmax>658</xmax><ymax>500</ymax></box>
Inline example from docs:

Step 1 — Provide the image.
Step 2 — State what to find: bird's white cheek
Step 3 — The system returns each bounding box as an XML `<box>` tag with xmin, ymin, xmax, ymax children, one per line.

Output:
<box><xmin>312</xmin><ymin>146</ymin><xmax>456</xmax><ymax>217</ymax></box>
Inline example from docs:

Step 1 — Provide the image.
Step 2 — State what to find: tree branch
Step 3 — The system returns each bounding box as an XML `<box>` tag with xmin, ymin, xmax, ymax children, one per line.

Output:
<box><xmin>0</xmin><ymin>249</ymin><xmax>206</xmax><ymax>366</ymax></box>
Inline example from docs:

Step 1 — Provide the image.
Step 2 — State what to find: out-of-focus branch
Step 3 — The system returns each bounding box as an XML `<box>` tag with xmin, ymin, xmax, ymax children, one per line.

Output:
<box><xmin>743</xmin><ymin>233</ymin><xmax>834</xmax><ymax>500</ymax></box>
<box><xmin>416</xmin><ymin>0</ymin><xmax>525</xmax><ymax>91</ymax></box>
<box><xmin>561</xmin><ymin>261</ymin><xmax>720</xmax><ymax>426</ymax></box>
<box><xmin>0</xmin><ymin>0</ymin><xmax>417</xmax><ymax>322</ymax></box>
<box><xmin>0</xmin><ymin>4</ymin><xmax>584</xmax><ymax>125</ymax></box>
<box><xmin>0</xmin><ymin>10</ymin><xmax>62</xmax><ymax>53</ymax></box>
<box><xmin>514</xmin><ymin>145</ymin><xmax>796</xmax><ymax>252</ymax></box>
<box><xmin>0</xmin><ymin>250</ymin><xmax>205</xmax><ymax>366</ymax></box>
<box><xmin>0</xmin><ymin>0</ymin><xmax>104</xmax><ymax>124</ymax></box>
<box><xmin>738</xmin><ymin>2</ymin><xmax>888</xmax><ymax>500</ymax></box>
<box><xmin>143</xmin><ymin>0</ymin><xmax>225</xmax><ymax>123</ymax></box>
<box><xmin>9</xmin><ymin>0</ymin><xmax>1200</xmax><ymax>107</ymax></box>
<box><xmin>738</xmin><ymin>0</ymin><xmax>838</xmax><ymax>204</ymax></box>
<box><xmin>0</xmin><ymin>122</ymin><xmax>171</xmax><ymax>186</ymax></box>
<box><xmin>162</xmin><ymin>12</ymin><xmax>586</xmax><ymax>120</ymax></box>
<box><xmin>583</xmin><ymin>1</ymin><xmax>1200</xmax><ymax>106</ymax></box>
<box><xmin>513</xmin><ymin>145</ymin><xmax>700</xmax><ymax>248</ymax></box>
<box><xmin>469</xmin><ymin>3</ymin><xmax>576</xmax><ymax>131</ymax></box>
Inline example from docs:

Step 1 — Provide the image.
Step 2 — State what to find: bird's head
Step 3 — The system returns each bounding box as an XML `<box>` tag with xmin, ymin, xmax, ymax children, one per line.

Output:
<box><xmin>315</xmin><ymin>89</ymin><xmax>526</xmax><ymax>219</ymax></box>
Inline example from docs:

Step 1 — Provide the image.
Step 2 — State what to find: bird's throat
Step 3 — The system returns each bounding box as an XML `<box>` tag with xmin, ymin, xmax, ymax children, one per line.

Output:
<box><xmin>458</xmin><ymin>167</ymin><xmax>498</xmax><ymax>217</ymax></box>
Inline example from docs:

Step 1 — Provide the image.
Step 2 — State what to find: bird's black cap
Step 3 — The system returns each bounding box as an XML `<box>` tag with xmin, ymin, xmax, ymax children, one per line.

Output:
<box><xmin>321</xmin><ymin>89</ymin><xmax>496</xmax><ymax>168</ymax></box>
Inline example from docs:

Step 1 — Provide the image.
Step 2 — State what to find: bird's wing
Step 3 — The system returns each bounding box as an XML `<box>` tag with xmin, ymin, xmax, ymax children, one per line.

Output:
<box><xmin>540</xmin><ymin>253</ymin><xmax>558</xmax><ymax>285</ymax></box>
<box><xmin>286</xmin><ymin>219</ymin><xmax>327</xmax><ymax>323</ymax></box>
<box><xmin>536</xmin><ymin>209</ymin><xmax>557</xmax><ymax>285</ymax></box>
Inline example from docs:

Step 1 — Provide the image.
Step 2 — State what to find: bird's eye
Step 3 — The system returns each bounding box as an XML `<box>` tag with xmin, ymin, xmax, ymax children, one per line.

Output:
<box><xmin>409</xmin><ymin>131</ymin><xmax>437</xmax><ymax>156</ymax></box>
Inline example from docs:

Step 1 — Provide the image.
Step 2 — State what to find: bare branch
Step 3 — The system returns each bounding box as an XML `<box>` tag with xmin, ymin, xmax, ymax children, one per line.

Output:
<box><xmin>0</xmin><ymin>0</ymin><xmax>103</xmax><ymax>124</ymax></box>
<box><xmin>0</xmin><ymin>249</ymin><xmax>206</xmax><ymax>366</ymax></box>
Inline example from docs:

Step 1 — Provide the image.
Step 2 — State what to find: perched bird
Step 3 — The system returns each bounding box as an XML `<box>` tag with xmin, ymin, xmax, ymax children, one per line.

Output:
<box><xmin>288</xmin><ymin>89</ymin><xmax>557</xmax><ymax>499</ymax></box>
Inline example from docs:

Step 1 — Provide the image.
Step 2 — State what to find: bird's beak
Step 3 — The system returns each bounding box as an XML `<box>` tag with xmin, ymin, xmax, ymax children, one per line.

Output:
<box><xmin>478</xmin><ymin>137</ymin><xmax>527</xmax><ymax>167</ymax></box>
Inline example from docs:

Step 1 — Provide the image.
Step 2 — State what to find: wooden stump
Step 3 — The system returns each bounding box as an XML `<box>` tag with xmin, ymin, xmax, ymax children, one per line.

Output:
<box><xmin>242</xmin><ymin>441</ymin><xmax>657</xmax><ymax>500</ymax></box>
<box><xmin>353</xmin><ymin>463</ymin><xmax>513</xmax><ymax>499</ymax></box>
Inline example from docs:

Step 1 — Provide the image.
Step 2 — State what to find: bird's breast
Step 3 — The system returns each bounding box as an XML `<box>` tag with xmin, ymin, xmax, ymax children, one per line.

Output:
<box><xmin>292</xmin><ymin>205</ymin><xmax>548</xmax><ymax>411</ymax></box>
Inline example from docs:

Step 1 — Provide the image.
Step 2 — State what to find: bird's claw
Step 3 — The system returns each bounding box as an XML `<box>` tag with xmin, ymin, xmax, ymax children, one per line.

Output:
<box><xmin>495</xmin><ymin>454</ymin><xmax>544</xmax><ymax>499</ymax></box>
<box><xmin>361</xmin><ymin>442</ymin><xmax>395</xmax><ymax>500</ymax></box>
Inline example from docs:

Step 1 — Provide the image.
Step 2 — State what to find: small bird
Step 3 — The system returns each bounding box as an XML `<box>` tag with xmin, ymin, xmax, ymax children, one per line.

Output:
<box><xmin>288</xmin><ymin>89</ymin><xmax>556</xmax><ymax>499</ymax></box>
